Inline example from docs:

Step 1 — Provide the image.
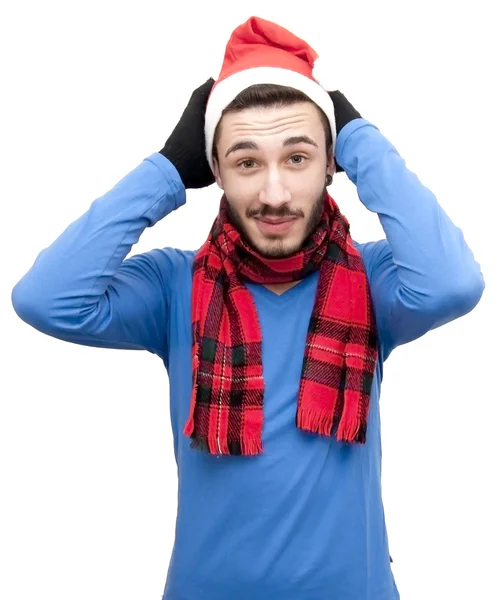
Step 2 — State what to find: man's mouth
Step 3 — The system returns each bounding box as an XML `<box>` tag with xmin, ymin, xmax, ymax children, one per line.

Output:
<box><xmin>255</xmin><ymin>216</ymin><xmax>297</xmax><ymax>234</ymax></box>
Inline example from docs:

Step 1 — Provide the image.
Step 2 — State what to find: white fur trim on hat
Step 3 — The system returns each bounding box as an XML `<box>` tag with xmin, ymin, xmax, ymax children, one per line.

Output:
<box><xmin>312</xmin><ymin>56</ymin><xmax>336</xmax><ymax>93</ymax></box>
<box><xmin>205</xmin><ymin>66</ymin><xmax>336</xmax><ymax>171</ymax></box>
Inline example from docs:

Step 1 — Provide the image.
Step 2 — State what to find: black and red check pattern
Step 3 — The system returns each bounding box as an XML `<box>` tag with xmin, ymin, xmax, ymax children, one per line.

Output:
<box><xmin>184</xmin><ymin>193</ymin><xmax>378</xmax><ymax>456</ymax></box>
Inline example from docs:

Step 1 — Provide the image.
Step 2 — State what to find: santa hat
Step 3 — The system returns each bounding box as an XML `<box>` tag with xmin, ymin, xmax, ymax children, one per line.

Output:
<box><xmin>205</xmin><ymin>16</ymin><xmax>337</xmax><ymax>171</ymax></box>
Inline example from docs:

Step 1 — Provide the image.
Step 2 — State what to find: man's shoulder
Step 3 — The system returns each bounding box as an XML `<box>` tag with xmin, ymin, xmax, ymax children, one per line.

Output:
<box><xmin>143</xmin><ymin>246</ymin><xmax>197</xmax><ymax>276</ymax></box>
<box><xmin>353</xmin><ymin>238</ymin><xmax>391</xmax><ymax>278</ymax></box>
<box><xmin>353</xmin><ymin>238</ymin><xmax>389</xmax><ymax>258</ymax></box>
<box><xmin>157</xmin><ymin>246</ymin><xmax>197</xmax><ymax>266</ymax></box>
<box><xmin>126</xmin><ymin>247</ymin><xmax>197</xmax><ymax>291</ymax></box>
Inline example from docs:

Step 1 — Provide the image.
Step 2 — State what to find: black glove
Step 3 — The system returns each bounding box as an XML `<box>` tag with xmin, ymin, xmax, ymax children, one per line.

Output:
<box><xmin>159</xmin><ymin>78</ymin><xmax>215</xmax><ymax>189</ymax></box>
<box><xmin>328</xmin><ymin>91</ymin><xmax>362</xmax><ymax>173</ymax></box>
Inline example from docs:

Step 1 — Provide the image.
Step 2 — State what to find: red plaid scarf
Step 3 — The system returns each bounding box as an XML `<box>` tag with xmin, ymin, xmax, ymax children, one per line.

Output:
<box><xmin>184</xmin><ymin>192</ymin><xmax>378</xmax><ymax>456</ymax></box>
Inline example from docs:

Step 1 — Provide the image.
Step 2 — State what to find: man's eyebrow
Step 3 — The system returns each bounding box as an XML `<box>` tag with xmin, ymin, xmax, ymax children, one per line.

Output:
<box><xmin>225</xmin><ymin>141</ymin><xmax>259</xmax><ymax>158</ymax></box>
<box><xmin>225</xmin><ymin>136</ymin><xmax>318</xmax><ymax>158</ymax></box>
<box><xmin>283</xmin><ymin>135</ymin><xmax>318</xmax><ymax>148</ymax></box>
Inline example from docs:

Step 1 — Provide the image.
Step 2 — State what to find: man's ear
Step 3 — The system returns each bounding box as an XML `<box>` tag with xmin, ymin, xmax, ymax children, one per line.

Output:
<box><xmin>212</xmin><ymin>157</ymin><xmax>224</xmax><ymax>189</ymax></box>
<box><xmin>327</xmin><ymin>147</ymin><xmax>336</xmax><ymax>177</ymax></box>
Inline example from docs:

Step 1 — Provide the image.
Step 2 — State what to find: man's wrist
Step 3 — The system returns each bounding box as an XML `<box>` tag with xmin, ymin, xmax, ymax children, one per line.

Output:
<box><xmin>330</xmin><ymin>91</ymin><xmax>362</xmax><ymax>135</ymax></box>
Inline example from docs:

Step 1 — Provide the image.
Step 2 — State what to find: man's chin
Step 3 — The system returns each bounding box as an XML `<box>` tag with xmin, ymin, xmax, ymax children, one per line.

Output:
<box><xmin>249</xmin><ymin>234</ymin><xmax>303</xmax><ymax>258</ymax></box>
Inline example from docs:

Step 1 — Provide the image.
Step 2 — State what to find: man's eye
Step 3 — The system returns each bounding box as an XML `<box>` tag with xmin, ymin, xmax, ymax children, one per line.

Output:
<box><xmin>240</xmin><ymin>160</ymin><xmax>256</xmax><ymax>169</ymax></box>
<box><xmin>290</xmin><ymin>155</ymin><xmax>305</xmax><ymax>164</ymax></box>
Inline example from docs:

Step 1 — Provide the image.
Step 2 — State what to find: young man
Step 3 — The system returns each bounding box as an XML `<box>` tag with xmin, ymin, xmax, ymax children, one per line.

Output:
<box><xmin>12</xmin><ymin>16</ymin><xmax>484</xmax><ymax>600</ymax></box>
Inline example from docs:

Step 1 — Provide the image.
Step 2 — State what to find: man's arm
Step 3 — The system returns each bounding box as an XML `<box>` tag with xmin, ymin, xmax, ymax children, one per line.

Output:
<box><xmin>335</xmin><ymin>117</ymin><xmax>485</xmax><ymax>357</ymax></box>
<box><xmin>11</xmin><ymin>79</ymin><xmax>215</xmax><ymax>360</ymax></box>
<box><xmin>11</xmin><ymin>156</ymin><xmax>185</xmax><ymax>359</ymax></box>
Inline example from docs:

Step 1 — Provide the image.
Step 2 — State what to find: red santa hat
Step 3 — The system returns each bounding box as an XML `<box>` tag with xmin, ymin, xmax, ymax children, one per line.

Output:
<box><xmin>205</xmin><ymin>16</ymin><xmax>337</xmax><ymax>171</ymax></box>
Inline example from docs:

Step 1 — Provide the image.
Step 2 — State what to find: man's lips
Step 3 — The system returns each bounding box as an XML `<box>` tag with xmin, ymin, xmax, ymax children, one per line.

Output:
<box><xmin>254</xmin><ymin>216</ymin><xmax>297</xmax><ymax>234</ymax></box>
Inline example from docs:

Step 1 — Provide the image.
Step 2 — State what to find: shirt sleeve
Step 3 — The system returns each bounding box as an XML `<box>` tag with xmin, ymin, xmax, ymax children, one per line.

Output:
<box><xmin>337</xmin><ymin>119</ymin><xmax>485</xmax><ymax>359</ymax></box>
<box><xmin>11</xmin><ymin>153</ymin><xmax>186</xmax><ymax>361</ymax></box>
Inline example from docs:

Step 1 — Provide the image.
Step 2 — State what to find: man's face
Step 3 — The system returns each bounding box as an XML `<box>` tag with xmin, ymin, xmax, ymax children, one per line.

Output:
<box><xmin>213</xmin><ymin>102</ymin><xmax>335</xmax><ymax>258</ymax></box>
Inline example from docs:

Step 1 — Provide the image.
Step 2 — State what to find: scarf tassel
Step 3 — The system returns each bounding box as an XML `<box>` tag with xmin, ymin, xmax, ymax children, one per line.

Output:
<box><xmin>241</xmin><ymin>438</ymin><xmax>264</xmax><ymax>456</ymax></box>
<box><xmin>336</xmin><ymin>392</ymin><xmax>366</xmax><ymax>443</ymax></box>
<box><xmin>297</xmin><ymin>405</ymin><xmax>366</xmax><ymax>443</ymax></box>
<box><xmin>297</xmin><ymin>407</ymin><xmax>334</xmax><ymax>437</ymax></box>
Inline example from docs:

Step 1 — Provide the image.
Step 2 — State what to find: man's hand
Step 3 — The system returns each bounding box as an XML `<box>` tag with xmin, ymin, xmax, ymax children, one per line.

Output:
<box><xmin>160</xmin><ymin>78</ymin><xmax>215</xmax><ymax>189</ymax></box>
<box><xmin>328</xmin><ymin>91</ymin><xmax>362</xmax><ymax>173</ymax></box>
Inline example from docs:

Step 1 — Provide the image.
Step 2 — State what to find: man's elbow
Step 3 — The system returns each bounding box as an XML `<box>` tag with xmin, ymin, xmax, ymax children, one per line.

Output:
<box><xmin>11</xmin><ymin>278</ymin><xmax>34</xmax><ymax>324</ymax></box>
<box><xmin>11</xmin><ymin>276</ymin><xmax>55</xmax><ymax>332</ymax></box>
<box><xmin>461</xmin><ymin>271</ymin><xmax>486</xmax><ymax>314</ymax></box>
<box><xmin>433</xmin><ymin>269</ymin><xmax>486</xmax><ymax>320</ymax></box>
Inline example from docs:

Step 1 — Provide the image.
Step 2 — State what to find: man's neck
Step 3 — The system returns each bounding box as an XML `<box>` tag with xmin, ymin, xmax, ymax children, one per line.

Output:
<box><xmin>262</xmin><ymin>281</ymin><xmax>302</xmax><ymax>295</ymax></box>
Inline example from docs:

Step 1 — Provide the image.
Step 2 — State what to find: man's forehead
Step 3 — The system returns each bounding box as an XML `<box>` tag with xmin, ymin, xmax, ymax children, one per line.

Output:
<box><xmin>218</xmin><ymin>103</ymin><xmax>324</xmax><ymax>146</ymax></box>
<box><xmin>222</xmin><ymin>102</ymin><xmax>320</xmax><ymax>129</ymax></box>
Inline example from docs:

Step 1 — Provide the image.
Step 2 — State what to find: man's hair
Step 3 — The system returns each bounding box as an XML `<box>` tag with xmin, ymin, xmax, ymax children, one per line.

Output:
<box><xmin>212</xmin><ymin>84</ymin><xmax>333</xmax><ymax>162</ymax></box>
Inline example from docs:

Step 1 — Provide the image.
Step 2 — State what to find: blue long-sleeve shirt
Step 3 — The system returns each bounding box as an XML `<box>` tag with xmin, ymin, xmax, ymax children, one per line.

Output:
<box><xmin>12</xmin><ymin>118</ymin><xmax>485</xmax><ymax>600</ymax></box>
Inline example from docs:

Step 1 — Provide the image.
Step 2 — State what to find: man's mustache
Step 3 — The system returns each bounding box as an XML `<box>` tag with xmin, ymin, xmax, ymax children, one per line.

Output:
<box><xmin>246</xmin><ymin>205</ymin><xmax>305</xmax><ymax>219</ymax></box>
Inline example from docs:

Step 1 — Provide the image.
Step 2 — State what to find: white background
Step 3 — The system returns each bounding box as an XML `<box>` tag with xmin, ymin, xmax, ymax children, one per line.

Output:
<box><xmin>1</xmin><ymin>1</ymin><xmax>498</xmax><ymax>599</ymax></box>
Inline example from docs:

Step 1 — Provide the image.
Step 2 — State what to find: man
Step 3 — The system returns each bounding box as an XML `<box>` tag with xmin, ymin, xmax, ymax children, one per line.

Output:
<box><xmin>12</xmin><ymin>16</ymin><xmax>484</xmax><ymax>600</ymax></box>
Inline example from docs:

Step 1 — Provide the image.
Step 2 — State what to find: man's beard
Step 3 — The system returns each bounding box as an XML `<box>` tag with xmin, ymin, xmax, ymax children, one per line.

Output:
<box><xmin>226</xmin><ymin>187</ymin><xmax>326</xmax><ymax>258</ymax></box>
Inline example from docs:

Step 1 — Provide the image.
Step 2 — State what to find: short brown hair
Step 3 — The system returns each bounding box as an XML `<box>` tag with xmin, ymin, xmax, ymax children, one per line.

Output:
<box><xmin>212</xmin><ymin>84</ymin><xmax>333</xmax><ymax>162</ymax></box>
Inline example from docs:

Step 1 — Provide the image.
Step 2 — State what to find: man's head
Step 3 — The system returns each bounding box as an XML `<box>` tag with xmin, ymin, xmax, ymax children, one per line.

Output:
<box><xmin>212</xmin><ymin>84</ymin><xmax>335</xmax><ymax>258</ymax></box>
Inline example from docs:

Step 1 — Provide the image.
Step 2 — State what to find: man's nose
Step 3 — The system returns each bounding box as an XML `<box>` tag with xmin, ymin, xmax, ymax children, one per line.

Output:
<box><xmin>259</xmin><ymin>169</ymin><xmax>291</xmax><ymax>207</ymax></box>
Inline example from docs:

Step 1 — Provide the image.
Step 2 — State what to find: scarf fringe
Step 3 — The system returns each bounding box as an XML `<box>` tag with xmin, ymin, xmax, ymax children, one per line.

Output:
<box><xmin>336</xmin><ymin>395</ymin><xmax>365</xmax><ymax>442</ymax></box>
<box><xmin>297</xmin><ymin>407</ymin><xmax>334</xmax><ymax>436</ymax></box>
<box><xmin>336</xmin><ymin>417</ymin><xmax>362</xmax><ymax>443</ymax></box>
<box><xmin>241</xmin><ymin>438</ymin><xmax>264</xmax><ymax>456</ymax></box>
<box><xmin>298</xmin><ymin>406</ymin><xmax>366</xmax><ymax>443</ymax></box>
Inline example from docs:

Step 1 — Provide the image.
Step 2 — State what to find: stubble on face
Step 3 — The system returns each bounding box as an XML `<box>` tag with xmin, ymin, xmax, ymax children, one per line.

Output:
<box><xmin>226</xmin><ymin>187</ymin><xmax>326</xmax><ymax>258</ymax></box>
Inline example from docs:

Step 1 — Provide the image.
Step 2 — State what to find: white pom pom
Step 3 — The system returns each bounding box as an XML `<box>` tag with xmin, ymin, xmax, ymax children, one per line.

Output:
<box><xmin>312</xmin><ymin>56</ymin><xmax>336</xmax><ymax>92</ymax></box>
